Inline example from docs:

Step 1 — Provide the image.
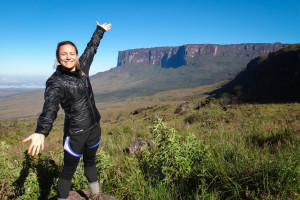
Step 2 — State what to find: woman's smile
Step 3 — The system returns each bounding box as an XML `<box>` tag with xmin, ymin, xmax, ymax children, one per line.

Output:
<box><xmin>59</xmin><ymin>44</ymin><xmax>78</xmax><ymax>71</ymax></box>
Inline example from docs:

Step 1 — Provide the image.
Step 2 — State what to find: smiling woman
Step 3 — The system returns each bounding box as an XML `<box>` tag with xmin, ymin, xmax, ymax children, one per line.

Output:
<box><xmin>22</xmin><ymin>20</ymin><xmax>112</xmax><ymax>200</ymax></box>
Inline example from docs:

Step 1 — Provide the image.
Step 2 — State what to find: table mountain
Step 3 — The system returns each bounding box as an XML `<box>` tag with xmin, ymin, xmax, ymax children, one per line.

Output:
<box><xmin>117</xmin><ymin>43</ymin><xmax>288</xmax><ymax>67</ymax></box>
<box><xmin>91</xmin><ymin>43</ymin><xmax>289</xmax><ymax>102</ymax></box>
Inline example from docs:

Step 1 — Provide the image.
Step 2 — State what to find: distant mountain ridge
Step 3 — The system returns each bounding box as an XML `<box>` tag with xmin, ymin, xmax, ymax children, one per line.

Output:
<box><xmin>117</xmin><ymin>43</ymin><xmax>289</xmax><ymax>68</ymax></box>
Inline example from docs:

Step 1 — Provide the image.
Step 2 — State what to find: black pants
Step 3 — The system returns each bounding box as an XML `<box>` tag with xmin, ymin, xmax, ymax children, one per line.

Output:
<box><xmin>58</xmin><ymin>124</ymin><xmax>101</xmax><ymax>198</ymax></box>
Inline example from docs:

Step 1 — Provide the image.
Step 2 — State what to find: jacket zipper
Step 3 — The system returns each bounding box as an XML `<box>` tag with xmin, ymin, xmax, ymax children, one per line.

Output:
<box><xmin>79</xmin><ymin>76</ymin><xmax>96</xmax><ymax>123</ymax></box>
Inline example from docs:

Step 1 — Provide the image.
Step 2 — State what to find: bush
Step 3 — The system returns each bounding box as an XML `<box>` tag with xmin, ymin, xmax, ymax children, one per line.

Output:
<box><xmin>139</xmin><ymin>119</ymin><xmax>212</xmax><ymax>197</ymax></box>
<box><xmin>123</xmin><ymin>125</ymin><xmax>132</xmax><ymax>134</ymax></box>
<box><xmin>204</xmin><ymin>97</ymin><xmax>217</xmax><ymax>105</ymax></box>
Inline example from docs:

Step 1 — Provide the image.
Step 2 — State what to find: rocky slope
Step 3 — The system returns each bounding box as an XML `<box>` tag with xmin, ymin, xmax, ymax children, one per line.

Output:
<box><xmin>211</xmin><ymin>43</ymin><xmax>300</xmax><ymax>102</ymax></box>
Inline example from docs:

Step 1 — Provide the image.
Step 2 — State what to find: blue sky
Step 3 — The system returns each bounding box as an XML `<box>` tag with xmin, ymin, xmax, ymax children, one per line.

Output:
<box><xmin>0</xmin><ymin>0</ymin><xmax>299</xmax><ymax>77</ymax></box>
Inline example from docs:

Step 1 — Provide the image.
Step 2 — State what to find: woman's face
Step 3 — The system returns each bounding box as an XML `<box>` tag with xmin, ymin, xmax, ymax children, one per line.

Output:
<box><xmin>58</xmin><ymin>44</ymin><xmax>78</xmax><ymax>71</ymax></box>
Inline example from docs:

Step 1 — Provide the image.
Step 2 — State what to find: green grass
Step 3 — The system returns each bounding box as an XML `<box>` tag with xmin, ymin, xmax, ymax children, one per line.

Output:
<box><xmin>0</xmin><ymin>100</ymin><xmax>299</xmax><ymax>199</ymax></box>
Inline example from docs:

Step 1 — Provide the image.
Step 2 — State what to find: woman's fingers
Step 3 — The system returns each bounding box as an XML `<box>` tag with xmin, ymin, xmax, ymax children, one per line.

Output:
<box><xmin>29</xmin><ymin>144</ymin><xmax>41</xmax><ymax>156</ymax></box>
<box><xmin>102</xmin><ymin>23</ymin><xmax>111</xmax><ymax>31</ymax></box>
<box><xmin>31</xmin><ymin>144</ymin><xmax>39</xmax><ymax>156</ymax></box>
<box><xmin>32</xmin><ymin>145</ymin><xmax>36</xmax><ymax>156</ymax></box>
<box><xmin>22</xmin><ymin>135</ymin><xmax>32</xmax><ymax>143</ymax></box>
<box><xmin>36</xmin><ymin>145</ymin><xmax>40</xmax><ymax>156</ymax></box>
<box><xmin>96</xmin><ymin>21</ymin><xmax>112</xmax><ymax>31</ymax></box>
<box><xmin>28</xmin><ymin>142</ymin><xmax>34</xmax><ymax>155</ymax></box>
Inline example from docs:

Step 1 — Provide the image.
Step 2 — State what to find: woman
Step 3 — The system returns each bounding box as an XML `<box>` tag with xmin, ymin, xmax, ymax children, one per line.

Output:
<box><xmin>22</xmin><ymin>20</ymin><xmax>111</xmax><ymax>200</ymax></box>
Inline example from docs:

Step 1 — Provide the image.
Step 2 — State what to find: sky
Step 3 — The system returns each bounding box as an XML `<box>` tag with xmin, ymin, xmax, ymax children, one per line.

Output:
<box><xmin>0</xmin><ymin>0</ymin><xmax>300</xmax><ymax>78</ymax></box>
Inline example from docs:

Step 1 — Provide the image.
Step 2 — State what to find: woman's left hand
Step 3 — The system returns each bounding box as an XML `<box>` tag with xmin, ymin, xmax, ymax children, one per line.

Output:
<box><xmin>22</xmin><ymin>133</ymin><xmax>45</xmax><ymax>156</ymax></box>
<box><xmin>96</xmin><ymin>21</ymin><xmax>112</xmax><ymax>31</ymax></box>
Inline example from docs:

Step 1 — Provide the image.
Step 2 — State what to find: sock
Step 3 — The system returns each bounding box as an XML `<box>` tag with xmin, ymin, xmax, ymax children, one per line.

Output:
<box><xmin>89</xmin><ymin>181</ymin><xmax>100</xmax><ymax>194</ymax></box>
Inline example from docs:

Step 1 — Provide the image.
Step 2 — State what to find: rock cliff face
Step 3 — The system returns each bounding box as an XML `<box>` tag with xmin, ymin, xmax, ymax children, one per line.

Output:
<box><xmin>117</xmin><ymin>43</ymin><xmax>289</xmax><ymax>68</ymax></box>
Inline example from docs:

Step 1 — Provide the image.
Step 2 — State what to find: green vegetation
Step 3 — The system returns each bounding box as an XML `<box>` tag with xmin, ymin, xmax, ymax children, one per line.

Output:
<box><xmin>0</xmin><ymin>99</ymin><xmax>299</xmax><ymax>199</ymax></box>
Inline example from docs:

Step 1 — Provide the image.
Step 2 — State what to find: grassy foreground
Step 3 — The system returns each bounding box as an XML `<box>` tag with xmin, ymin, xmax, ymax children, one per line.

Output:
<box><xmin>0</xmin><ymin>99</ymin><xmax>299</xmax><ymax>199</ymax></box>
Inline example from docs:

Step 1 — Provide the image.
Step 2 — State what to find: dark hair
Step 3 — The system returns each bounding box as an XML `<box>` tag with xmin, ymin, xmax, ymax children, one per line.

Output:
<box><xmin>56</xmin><ymin>41</ymin><xmax>78</xmax><ymax>61</ymax></box>
<box><xmin>56</xmin><ymin>41</ymin><xmax>81</xmax><ymax>71</ymax></box>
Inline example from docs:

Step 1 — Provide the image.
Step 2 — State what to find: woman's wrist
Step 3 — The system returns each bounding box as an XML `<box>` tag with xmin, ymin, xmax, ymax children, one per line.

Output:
<box><xmin>97</xmin><ymin>25</ymin><xmax>106</xmax><ymax>32</ymax></box>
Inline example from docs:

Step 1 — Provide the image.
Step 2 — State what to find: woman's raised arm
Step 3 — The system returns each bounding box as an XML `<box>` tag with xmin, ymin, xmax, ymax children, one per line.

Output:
<box><xmin>79</xmin><ymin>20</ymin><xmax>111</xmax><ymax>76</ymax></box>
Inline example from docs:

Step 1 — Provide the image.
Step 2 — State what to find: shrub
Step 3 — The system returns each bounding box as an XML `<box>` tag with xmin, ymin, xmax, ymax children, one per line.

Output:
<box><xmin>204</xmin><ymin>97</ymin><xmax>217</xmax><ymax>105</ymax></box>
<box><xmin>139</xmin><ymin>119</ymin><xmax>212</xmax><ymax>197</ymax></box>
<box><xmin>123</xmin><ymin>125</ymin><xmax>132</xmax><ymax>134</ymax></box>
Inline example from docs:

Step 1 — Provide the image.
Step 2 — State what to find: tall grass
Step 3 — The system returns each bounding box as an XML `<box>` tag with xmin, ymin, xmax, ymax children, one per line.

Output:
<box><xmin>0</xmin><ymin>102</ymin><xmax>299</xmax><ymax>199</ymax></box>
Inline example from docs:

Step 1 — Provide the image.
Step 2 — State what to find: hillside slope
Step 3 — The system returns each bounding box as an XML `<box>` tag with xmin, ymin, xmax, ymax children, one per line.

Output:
<box><xmin>211</xmin><ymin>44</ymin><xmax>300</xmax><ymax>102</ymax></box>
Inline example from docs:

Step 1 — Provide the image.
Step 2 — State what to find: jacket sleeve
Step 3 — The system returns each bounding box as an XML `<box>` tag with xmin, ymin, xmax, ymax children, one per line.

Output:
<box><xmin>35</xmin><ymin>78</ymin><xmax>65</xmax><ymax>137</ymax></box>
<box><xmin>79</xmin><ymin>25</ymin><xmax>106</xmax><ymax>76</ymax></box>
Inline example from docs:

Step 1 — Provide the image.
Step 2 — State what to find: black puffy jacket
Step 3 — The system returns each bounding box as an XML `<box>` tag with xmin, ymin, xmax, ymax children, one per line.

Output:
<box><xmin>35</xmin><ymin>26</ymin><xmax>106</xmax><ymax>137</ymax></box>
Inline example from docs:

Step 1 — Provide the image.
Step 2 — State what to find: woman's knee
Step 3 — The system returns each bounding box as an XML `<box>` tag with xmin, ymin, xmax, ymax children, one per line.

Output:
<box><xmin>60</xmin><ymin>151</ymin><xmax>81</xmax><ymax>180</ymax></box>
<box><xmin>83</xmin><ymin>146</ymin><xmax>98</xmax><ymax>167</ymax></box>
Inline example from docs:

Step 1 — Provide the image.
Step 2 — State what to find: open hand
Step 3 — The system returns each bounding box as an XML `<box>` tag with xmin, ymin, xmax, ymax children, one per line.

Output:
<box><xmin>22</xmin><ymin>133</ymin><xmax>45</xmax><ymax>156</ymax></box>
<box><xmin>96</xmin><ymin>21</ymin><xmax>112</xmax><ymax>31</ymax></box>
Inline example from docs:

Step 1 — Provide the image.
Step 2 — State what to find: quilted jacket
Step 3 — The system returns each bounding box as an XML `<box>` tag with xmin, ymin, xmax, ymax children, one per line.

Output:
<box><xmin>35</xmin><ymin>25</ymin><xmax>106</xmax><ymax>137</ymax></box>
